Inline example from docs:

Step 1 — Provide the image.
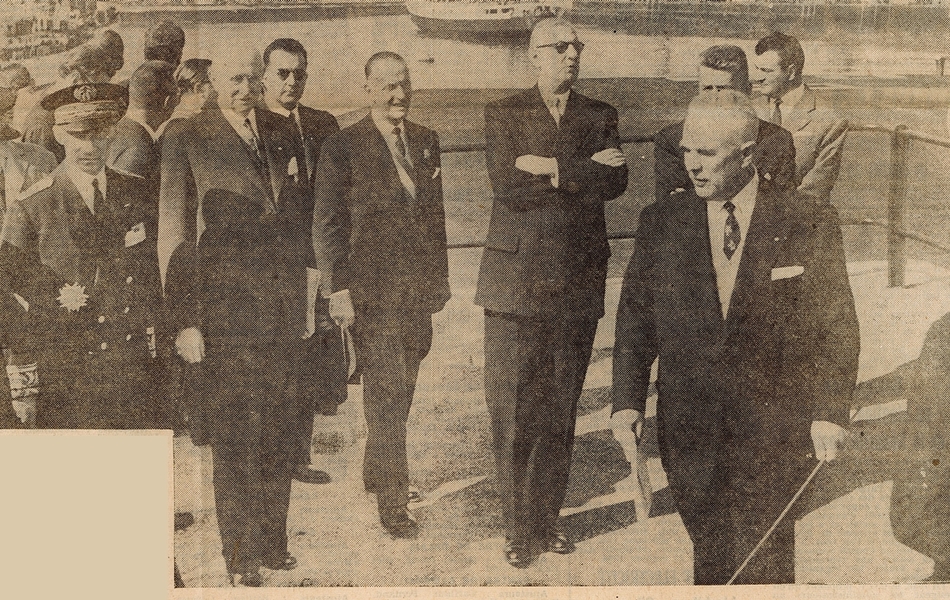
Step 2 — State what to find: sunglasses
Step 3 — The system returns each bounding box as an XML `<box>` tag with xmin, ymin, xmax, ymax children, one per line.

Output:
<box><xmin>276</xmin><ymin>68</ymin><xmax>308</xmax><ymax>81</ymax></box>
<box><xmin>536</xmin><ymin>40</ymin><xmax>585</xmax><ymax>54</ymax></box>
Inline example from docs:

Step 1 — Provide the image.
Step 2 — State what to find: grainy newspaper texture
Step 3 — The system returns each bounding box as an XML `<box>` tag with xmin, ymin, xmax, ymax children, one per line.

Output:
<box><xmin>0</xmin><ymin>1</ymin><xmax>948</xmax><ymax>597</ymax></box>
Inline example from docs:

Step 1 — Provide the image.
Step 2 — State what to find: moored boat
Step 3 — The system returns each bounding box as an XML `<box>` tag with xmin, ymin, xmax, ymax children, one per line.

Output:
<box><xmin>407</xmin><ymin>0</ymin><xmax>573</xmax><ymax>36</ymax></box>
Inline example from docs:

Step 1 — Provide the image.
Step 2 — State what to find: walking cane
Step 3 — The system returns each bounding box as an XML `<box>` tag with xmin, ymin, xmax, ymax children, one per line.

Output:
<box><xmin>726</xmin><ymin>459</ymin><xmax>826</xmax><ymax>585</ymax></box>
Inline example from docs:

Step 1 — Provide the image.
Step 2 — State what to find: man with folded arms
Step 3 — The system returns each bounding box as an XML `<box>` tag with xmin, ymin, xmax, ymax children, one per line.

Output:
<box><xmin>612</xmin><ymin>90</ymin><xmax>859</xmax><ymax>584</ymax></box>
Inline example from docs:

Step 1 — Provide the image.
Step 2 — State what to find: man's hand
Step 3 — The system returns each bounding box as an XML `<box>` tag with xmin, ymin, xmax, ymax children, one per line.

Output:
<box><xmin>811</xmin><ymin>420</ymin><xmax>847</xmax><ymax>462</ymax></box>
<box><xmin>611</xmin><ymin>408</ymin><xmax>643</xmax><ymax>463</ymax></box>
<box><xmin>514</xmin><ymin>154</ymin><xmax>558</xmax><ymax>177</ymax></box>
<box><xmin>175</xmin><ymin>327</ymin><xmax>204</xmax><ymax>364</ymax></box>
<box><xmin>592</xmin><ymin>148</ymin><xmax>627</xmax><ymax>167</ymax></box>
<box><xmin>328</xmin><ymin>289</ymin><xmax>355</xmax><ymax>328</ymax></box>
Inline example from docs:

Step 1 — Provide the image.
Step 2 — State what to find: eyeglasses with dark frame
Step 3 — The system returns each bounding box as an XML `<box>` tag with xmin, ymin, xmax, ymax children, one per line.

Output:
<box><xmin>535</xmin><ymin>40</ymin><xmax>585</xmax><ymax>54</ymax></box>
<box><xmin>276</xmin><ymin>68</ymin><xmax>308</xmax><ymax>81</ymax></box>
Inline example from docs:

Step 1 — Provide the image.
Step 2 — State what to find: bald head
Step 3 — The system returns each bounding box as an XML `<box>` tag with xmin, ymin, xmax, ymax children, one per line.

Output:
<box><xmin>681</xmin><ymin>90</ymin><xmax>759</xmax><ymax>201</ymax></box>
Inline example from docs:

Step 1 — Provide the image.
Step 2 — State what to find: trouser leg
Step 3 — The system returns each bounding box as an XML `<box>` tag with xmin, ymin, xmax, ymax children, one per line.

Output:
<box><xmin>533</xmin><ymin>317</ymin><xmax>597</xmax><ymax>533</ymax></box>
<box><xmin>356</xmin><ymin>313</ymin><xmax>431</xmax><ymax>513</ymax></box>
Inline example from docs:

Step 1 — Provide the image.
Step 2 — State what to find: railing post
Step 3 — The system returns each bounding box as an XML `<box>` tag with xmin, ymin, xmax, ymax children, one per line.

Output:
<box><xmin>887</xmin><ymin>125</ymin><xmax>909</xmax><ymax>288</ymax></box>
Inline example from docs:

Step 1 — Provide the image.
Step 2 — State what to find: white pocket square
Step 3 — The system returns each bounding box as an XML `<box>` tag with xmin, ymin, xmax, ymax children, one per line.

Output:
<box><xmin>771</xmin><ymin>265</ymin><xmax>804</xmax><ymax>281</ymax></box>
<box><xmin>431</xmin><ymin>167</ymin><xmax>441</xmax><ymax>180</ymax></box>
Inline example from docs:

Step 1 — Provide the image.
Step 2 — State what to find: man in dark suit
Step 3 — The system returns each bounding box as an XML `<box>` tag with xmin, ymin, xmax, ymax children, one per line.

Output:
<box><xmin>474</xmin><ymin>18</ymin><xmax>628</xmax><ymax>568</ymax></box>
<box><xmin>261</xmin><ymin>37</ymin><xmax>342</xmax><ymax>485</ymax></box>
<box><xmin>653</xmin><ymin>44</ymin><xmax>796</xmax><ymax>204</ymax></box>
<box><xmin>159</xmin><ymin>52</ymin><xmax>308</xmax><ymax>587</ymax></box>
<box><xmin>0</xmin><ymin>83</ymin><xmax>164</xmax><ymax>429</ymax></box>
<box><xmin>108</xmin><ymin>61</ymin><xmax>178</xmax><ymax>218</ymax></box>
<box><xmin>612</xmin><ymin>91</ymin><xmax>859</xmax><ymax>584</ymax></box>
<box><xmin>313</xmin><ymin>51</ymin><xmax>450</xmax><ymax>539</ymax></box>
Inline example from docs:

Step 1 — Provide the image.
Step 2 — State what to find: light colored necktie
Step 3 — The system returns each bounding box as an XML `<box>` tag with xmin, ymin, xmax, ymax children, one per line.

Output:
<box><xmin>770</xmin><ymin>98</ymin><xmax>783</xmax><ymax>127</ymax></box>
<box><xmin>391</xmin><ymin>126</ymin><xmax>416</xmax><ymax>199</ymax></box>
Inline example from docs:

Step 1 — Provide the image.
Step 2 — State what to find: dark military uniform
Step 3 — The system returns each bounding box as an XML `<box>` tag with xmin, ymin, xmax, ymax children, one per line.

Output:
<box><xmin>0</xmin><ymin>166</ymin><xmax>163</xmax><ymax>428</ymax></box>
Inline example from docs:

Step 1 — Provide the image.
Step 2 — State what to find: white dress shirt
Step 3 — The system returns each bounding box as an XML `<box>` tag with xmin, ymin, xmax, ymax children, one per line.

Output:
<box><xmin>221</xmin><ymin>107</ymin><xmax>260</xmax><ymax>148</ymax></box>
<box><xmin>707</xmin><ymin>172</ymin><xmax>757</xmax><ymax>318</ymax></box>
<box><xmin>371</xmin><ymin>111</ymin><xmax>415</xmax><ymax>199</ymax></box>
<box><xmin>67</xmin><ymin>166</ymin><xmax>106</xmax><ymax>215</ymax></box>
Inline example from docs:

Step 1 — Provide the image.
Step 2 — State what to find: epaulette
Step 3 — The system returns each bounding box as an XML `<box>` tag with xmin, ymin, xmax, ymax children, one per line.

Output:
<box><xmin>17</xmin><ymin>176</ymin><xmax>53</xmax><ymax>201</ymax></box>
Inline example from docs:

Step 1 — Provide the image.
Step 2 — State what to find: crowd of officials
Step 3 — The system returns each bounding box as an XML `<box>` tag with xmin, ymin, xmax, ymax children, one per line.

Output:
<box><xmin>0</xmin><ymin>16</ymin><xmax>945</xmax><ymax>587</ymax></box>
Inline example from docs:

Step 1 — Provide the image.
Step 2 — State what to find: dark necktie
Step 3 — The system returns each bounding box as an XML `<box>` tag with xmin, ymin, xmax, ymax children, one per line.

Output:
<box><xmin>770</xmin><ymin>98</ymin><xmax>783</xmax><ymax>127</ymax></box>
<box><xmin>393</xmin><ymin>126</ymin><xmax>407</xmax><ymax>161</ymax></box>
<box><xmin>294</xmin><ymin>113</ymin><xmax>312</xmax><ymax>181</ymax></box>
<box><xmin>723</xmin><ymin>200</ymin><xmax>740</xmax><ymax>260</ymax></box>
<box><xmin>91</xmin><ymin>177</ymin><xmax>103</xmax><ymax>218</ymax></box>
<box><xmin>243</xmin><ymin>117</ymin><xmax>264</xmax><ymax>165</ymax></box>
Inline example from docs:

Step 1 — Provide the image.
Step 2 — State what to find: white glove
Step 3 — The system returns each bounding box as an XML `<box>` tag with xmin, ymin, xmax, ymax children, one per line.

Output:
<box><xmin>328</xmin><ymin>289</ymin><xmax>355</xmax><ymax>328</ymax></box>
<box><xmin>175</xmin><ymin>327</ymin><xmax>205</xmax><ymax>364</ymax></box>
<box><xmin>811</xmin><ymin>420</ymin><xmax>847</xmax><ymax>462</ymax></box>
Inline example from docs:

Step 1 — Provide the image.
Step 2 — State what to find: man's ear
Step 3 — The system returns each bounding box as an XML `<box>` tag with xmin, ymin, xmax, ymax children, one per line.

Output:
<box><xmin>52</xmin><ymin>124</ymin><xmax>67</xmax><ymax>146</ymax></box>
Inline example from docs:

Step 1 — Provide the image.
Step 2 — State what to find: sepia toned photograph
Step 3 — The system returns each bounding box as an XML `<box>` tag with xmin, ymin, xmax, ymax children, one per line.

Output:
<box><xmin>1</xmin><ymin>0</ymin><xmax>949</xmax><ymax>594</ymax></box>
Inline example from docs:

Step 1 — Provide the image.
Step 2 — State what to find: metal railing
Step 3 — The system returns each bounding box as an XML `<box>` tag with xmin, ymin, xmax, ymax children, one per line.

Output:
<box><xmin>441</xmin><ymin>127</ymin><xmax>950</xmax><ymax>288</ymax></box>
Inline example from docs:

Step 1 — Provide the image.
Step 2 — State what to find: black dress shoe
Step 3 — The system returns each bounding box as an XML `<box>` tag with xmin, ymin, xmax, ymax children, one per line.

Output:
<box><xmin>230</xmin><ymin>570</ymin><xmax>262</xmax><ymax>587</ymax></box>
<box><xmin>293</xmin><ymin>465</ymin><xmax>332</xmax><ymax>484</ymax></box>
<box><xmin>380</xmin><ymin>508</ymin><xmax>418</xmax><ymax>539</ymax></box>
<box><xmin>263</xmin><ymin>552</ymin><xmax>298</xmax><ymax>571</ymax></box>
<box><xmin>543</xmin><ymin>528</ymin><xmax>576</xmax><ymax>555</ymax></box>
<box><xmin>504</xmin><ymin>537</ymin><xmax>533</xmax><ymax>568</ymax></box>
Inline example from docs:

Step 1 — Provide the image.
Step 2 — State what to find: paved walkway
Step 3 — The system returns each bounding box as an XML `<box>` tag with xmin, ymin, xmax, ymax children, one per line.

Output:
<box><xmin>173</xmin><ymin>259</ymin><xmax>950</xmax><ymax>589</ymax></box>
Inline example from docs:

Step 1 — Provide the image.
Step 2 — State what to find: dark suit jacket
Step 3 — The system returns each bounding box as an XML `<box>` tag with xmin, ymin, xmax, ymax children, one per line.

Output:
<box><xmin>475</xmin><ymin>86</ymin><xmax>628</xmax><ymax>320</ymax></box>
<box><xmin>0</xmin><ymin>166</ymin><xmax>161</xmax><ymax>358</ymax></box>
<box><xmin>312</xmin><ymin>114</ymin><xmax>450</xmax><ymax>319</ymax></box>
<box><xmin>107</xmin><ymin>117</ymin><xmax>159</xmax><ymax>180</ymax></box>
<box><xmin>613</xmin><ymin>180</ymin><xmax>859</xmax><ymax>494</ymax></box>
<box><xmin>653</xmin><ymin>118</ymin><xmax>797</xmax><ymax>204</ymax></box>
<box><xmin>159</xmin><ymin>107</ymin><xmax>308</xmax><ymax>342</ymax></box>
<box><xmin>297</xmin><ymin>105</ymin><xmax>339</xmax><ymax>189</ymax></box>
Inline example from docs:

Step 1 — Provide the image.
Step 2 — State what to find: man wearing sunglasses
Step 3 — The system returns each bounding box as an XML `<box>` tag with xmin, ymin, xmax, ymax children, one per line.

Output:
<box><xmin>475</xmin><ymin>17</ymin><xmax>628</xmax><ymax>568</ymax></box>
<box><xmin>261</xmin><ymin>37</ymin><xmax>342</xmax><ymax>487</ymax></box>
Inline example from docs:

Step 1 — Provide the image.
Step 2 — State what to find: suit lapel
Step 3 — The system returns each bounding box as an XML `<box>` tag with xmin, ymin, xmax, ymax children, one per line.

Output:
<box><xmin>786</xmin><ymin>86</ymin><xmax>815</xmax><ymax>133</ymax></box>
<box><xmin>683</xmin><ymin>192</ymin><xmax>724</xmax><ymax>329</ymax></box>
<box><xmin>361</xmin><ymin>115</ymin><xmax>411</xmax><ymax>199</ymax></box>
<box><xmin>206</xmin><ymin>110</ymin><xmax>274</xmax><ymax>207</ymax></box>
<box><xmin>723</xmin><ymin>183</ymin><xmax>789</xmax><ymax>337</ymax></box>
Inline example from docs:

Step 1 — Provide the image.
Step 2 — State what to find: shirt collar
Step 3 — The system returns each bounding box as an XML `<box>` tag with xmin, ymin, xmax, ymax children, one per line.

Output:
<box><xmin>266</xmin><ymin>100</ymin><xmax>295</xmax><ymax>119</ymax></box>
<box><xmin>779</xmin><ymin>83</ymin><xmax>804</xmax><ymax>112</ymax></box>
<box><xmin>371</xmin><ymin>110</ymin><xmax>404</xmax><ymax>138</ymax></box>
<box><xmin>222</xmin><ymin>107</ymin><xmax>258</xmax><ymax>140</ymax></box>
<box><xmin>67</xmin><ymin>166</ymin><xmax>106</xmax><ymax>207</ymax></box>
<box><xmin>539</xmin><ymin>88</ymin><xmax>570</xmax><ymax>112</ymax></box>
<box><xmin>726</xmin><ymin>168</ymin><xmax>758</xmax><ymax>212</ymax></box>
<box><xmin>124</xmin><ymin>109</ymin><xmax>161</xmax><ymax>141</ymax></box>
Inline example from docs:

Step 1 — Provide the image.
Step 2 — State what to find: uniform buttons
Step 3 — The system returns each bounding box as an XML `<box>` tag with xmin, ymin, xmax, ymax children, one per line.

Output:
<box><xmin>100</xmin><ymin>342</ymin><xmax>108</xmax><ymax>351</ymax></box>
<box><xmin>123</xmin><ymin>307</ymin><xmax>130</xmax><ymax>314</ymax></box>
<box><xmin>98</xmin><ymin>315</ymin><xmax>105</xmax><ymax>323</ymax></box>
<box><xmin>126</xmin><ymin>334</ymin><xmax>132</xmax><ymax>341</ymax></box>
<box><xmin>126</xmin><ymin>276</ymin><xmax>133</xmax><ymax>284</ymax></box>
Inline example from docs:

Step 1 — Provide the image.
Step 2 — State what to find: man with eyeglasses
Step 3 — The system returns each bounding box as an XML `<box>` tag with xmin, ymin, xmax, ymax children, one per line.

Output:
<box><xmin>652</xmin><ymin>44</ymin><xmax>797</xmax><ymax>204</ymax></box>
<box><xmin>474</xmin><ymin>17</ymin><xmax>628</xmax><ymax>568</ymax></box>
<box><xmin>159</xmin><ymin>51</ymin><xmax>308</xmax><ymax>586</ymax></box>
<box><xmin>261</xmin><ymin>38</ymin><xmax>342</xmax><ymax>487</ymax></box>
